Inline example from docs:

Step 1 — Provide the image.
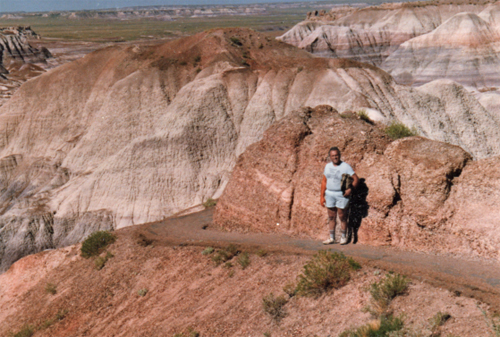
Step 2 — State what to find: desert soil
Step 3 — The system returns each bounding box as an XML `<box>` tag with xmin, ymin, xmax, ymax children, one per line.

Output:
<box><xmin>1</xmin><ymin>206</ymin><xmax>500</xmax><ymax>336</ymax></box>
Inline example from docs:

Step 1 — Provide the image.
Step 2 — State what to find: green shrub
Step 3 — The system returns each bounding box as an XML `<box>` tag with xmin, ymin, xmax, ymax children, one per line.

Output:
<box><xmin>138</xmin><ymin>288</ymin><xmax>148</xmax><ymax>297</ymax></box>
<box><xmin>237</xmin><ymin>252</ymin><xmax>250</xmax><ymax>269</ymax></box>
<box><xmin>262</xmin><ymin>293</ymin><xmax>288</xmax><ymax>322</ymax></box>
<box><xmin>339</xmin><ymin>315</ymin><xmax>404</xmax><ymax>337</ymax></box>
<box><xmin>201</xmin><ymin>247</ymin><xmax>214</xmax><ymax>255</ymax></box>
<box><xmin>430</xmin><ymin>311</ymin><xmax>451</xmax><ymax>333</ymax></box>
<box><xmin>480</xmin><ymin>307</ymin><xmax>500</xmax><ymax>337</ymax></box>
<box><xmin>283</xmin><ymin>282</ymin><xmax>296</xmax><ymax>298</ymax></box>
<box><xmin>369</xmin><ymin>274</ymin><xmax>409</xmax><ymax>315</ymax></box>
<box><xmin>45</xmin><ymin>282</ymin><xmax>57</xmax><ymax>295</ymax></box>
<box><xmin>357</xmin><ymin>110</ymin><xmax>372</xmax><ymax>123</ymax></box>
<box><xmin>81</xmin><ymin>231</ymin><xmax>116</xmax><ymax>258</ymax></box>
<box><xmin>12</xmin><ymin>325</ymin><xmax>35</xmax><ymax>337</ymax></box>
<box><xmin>384</xmin><ymin>121</ymin><xmax>418</xmax><ymax>140</ymax></box>
<box><xmin>295</xmin><ymin>251</ymin><xmax>360</xmax><ymax>297</ymax></box>
<box><xmin>94</xmin><ymin>252</ymin><xmax>114</xmax><ymax>270</ymax></box>
<box><xmin>203</xmin><ymin>198</ymin><xmax>217</xmax><ymax>208</ymax></box>
<box><xmin>256</xmin><ymin>249</ymin><xmax>268</xmax><ymax>257</ymax></box>
<box><xmin>212</xmin><ymin>244</ymin><xmax>239</xmax><ymax>266</ymax></box>
<box><xmin>173</xmin><ymin>327</ymin><xmax>200</xmax><ymax>337</ymax></box>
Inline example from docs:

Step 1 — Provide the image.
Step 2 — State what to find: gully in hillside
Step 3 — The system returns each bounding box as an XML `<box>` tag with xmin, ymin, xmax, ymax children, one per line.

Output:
<box><xmin>320</xmin><ymin>147</ymin><xmax>359</xmax><ymax>245</ymax></box>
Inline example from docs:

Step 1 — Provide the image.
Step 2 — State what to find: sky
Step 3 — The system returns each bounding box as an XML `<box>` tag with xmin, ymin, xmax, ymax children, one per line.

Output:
<box><xmin>0</xmin><ymin>0</ymin><xmax>328</xmax><ymax>13</ymax></box>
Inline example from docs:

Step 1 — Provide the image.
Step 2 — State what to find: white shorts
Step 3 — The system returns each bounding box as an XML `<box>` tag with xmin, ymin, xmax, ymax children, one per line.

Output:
<box><xmin>325</xmin><ymin>190</ymin><xmax>349</xmax><ymax>209</ymax></box>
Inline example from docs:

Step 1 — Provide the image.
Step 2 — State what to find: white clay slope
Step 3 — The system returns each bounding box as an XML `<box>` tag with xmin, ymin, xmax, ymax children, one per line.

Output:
<box><xmin>382</xmin><ymin>12</ymin><xmax>500</xmax><ymax>87</ymax></box>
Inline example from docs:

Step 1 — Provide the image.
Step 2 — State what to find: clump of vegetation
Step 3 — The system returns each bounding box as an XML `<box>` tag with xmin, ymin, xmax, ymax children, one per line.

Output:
<box><xmin>295</xmin><ymin>251</ymin><xmax>361</xmax><ymax>297</ymax></box>
<box><xmin>228</xmin><ymin>270</ymin><xmax>235</xmax><ymax>278</ymax></box>
<box><xmin>339</xmin><ymin>315</ymin><xmax>404</xmax><ymax>337</ymax></box>
<box><xmin>179</xmin><ymin>60</ymin><xmax>188</xmax><ymax>66</ymax></box>
<box><xmin>80</xmin><ymin>231</ymin><xmax>116</xmax><ymax>258</ymax></box>
<box><xmin>256</xmin><ymin>249</ymin><xmax>268</xmax><ymax>257</ymax></box>
<box><xmin>230</xmin><ymin>36</ymin><xmax>243</xmax><ymax>46</ymax></box>
<box><xmin>429</xmin><ymin>311</ymin><xmax>451</xmax><ymax>335</ymax></box>
<box><xmin>11</xmin><ymin>324</ymin><xmax>35</xmax><ymax>337</ymax></box>
<box><xmin>224</xmin><ymin>262</ymin><xmax>233</xmax><ymax>269</ymax></box>
<box><xmin>138</xmin><ymin>288</ymin><xmax>148</xmax><ymax>297</ymax></box>
<box><xmin>384</xmin><ymin>121</ymin><xmax>418</xmax><ymax>140</ymax></box>
<box><xmin>201</xmin><ymin>247</ymin><xmax>214</xmax><ymax>255</ymax></box>
<box><xmin>357</xmin><ymin>109</ymin><xmax>372</xmax><ymax>123</ymax></box>
<box><xmin>480</xmin><ymin>307</ymin><xmax>500</xmax><ymax>337</ymax></box>
<box><xmin>195</xmin><ymin>67</ymin><xmax>202</xmax><ymax>74</ymax></box>
<box><xmin>237</xmin><ymin>252</ymin><xmax>250</xmax><ymax>269</ymax></box>
<box><xmin>94</xmin><ymin>251</ymin><xmax>114</xmax><ymax>270</ymax></box>
<box><xmin>211</xmin><ymin>244</ymin><xmax>239</xmax><ymax>266</ymax></box>
<box><xmin>282</xmin><ymin>282</ymin><xmax>296</xmax><ymax>298</ymax></box>
<box><xmin>45</xmin><ymin>282</ymin><xmax>57</xmax><ymax>295</ymax></box>
<box><xmin>262</xmin><ymin>293</ymin><xmax>288</xmax><ymax>322</ymax></box>
<box><xmin>258</xmin><ymin>43</ymin><xmax>264</xmax><ymax>49</ymax></box>
<box><xmin>369</xmin><ymin>273</ymin><xmax>409</xmax><ymax>315</ymax></box>
<box><xmin>297</xmin><ymin>66</ymin><xmax>303</xmax><ymax>73</ymax></box>
<box><xmin>194</xmin><ymin>55</ymin><xmax>201</xmax><ymax>63</ymax></box>
<box><xmin>173</xmin><ymin>327</ymin><xmax>200</xmax><ymax>337</ymax></box>
<box><xmin>203</xmin><ymin>198</ymin><xmax>217</xmax><ymax>208</ymax></box>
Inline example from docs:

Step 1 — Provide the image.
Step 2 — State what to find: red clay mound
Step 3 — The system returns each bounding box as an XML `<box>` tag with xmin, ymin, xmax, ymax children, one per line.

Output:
<box><xmin>214</xmin><ymin>105</ymin><xmax>500</xmax><ymax>260</ymax></box>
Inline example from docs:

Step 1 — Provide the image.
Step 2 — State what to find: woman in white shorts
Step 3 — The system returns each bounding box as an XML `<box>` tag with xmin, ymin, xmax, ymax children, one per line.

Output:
<box><xmin>320</xmin><ymin>147</ymin><xmax>359</xmax><ymax>245</ymax></box>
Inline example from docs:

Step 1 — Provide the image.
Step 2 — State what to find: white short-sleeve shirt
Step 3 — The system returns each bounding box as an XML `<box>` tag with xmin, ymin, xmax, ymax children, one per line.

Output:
<box><xmin>324</xmin><ymin>162</ymin><xmax>355</xmax><ymax>192</ymax></box>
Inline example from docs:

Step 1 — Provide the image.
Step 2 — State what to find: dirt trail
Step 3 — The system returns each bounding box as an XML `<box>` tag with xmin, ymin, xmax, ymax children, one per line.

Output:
<box><xmin>134</xmin><ymin>207</ymin><xmax>500</xmax><ymax>311</ymax></box>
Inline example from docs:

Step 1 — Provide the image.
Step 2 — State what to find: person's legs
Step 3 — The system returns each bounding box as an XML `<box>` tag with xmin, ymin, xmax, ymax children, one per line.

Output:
<box><xmin>328</xmin><ymin>207</ymin><xmax>337</xmax><ymax>238</ymax></box>
<box><xmin>337</xmin><ymin>207</ymin><xmax>349</xmax><ymax>244</ymax></box>
<box><xmin>323</xmin><ymin>207</ymin><xmax>337</xmax><ymax>244</ymax></box>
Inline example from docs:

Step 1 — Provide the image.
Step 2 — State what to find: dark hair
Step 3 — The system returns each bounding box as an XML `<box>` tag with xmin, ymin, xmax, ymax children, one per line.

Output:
<box><xmin>329</xmin><ymin>147</ymin><xmax>340</xmax><ymax>156</ymax></box>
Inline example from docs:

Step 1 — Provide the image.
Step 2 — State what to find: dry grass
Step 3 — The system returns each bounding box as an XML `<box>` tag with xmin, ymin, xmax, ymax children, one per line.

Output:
<box><xmin>295</xmin><ymin>251</ymin><xmax>361</xmax><ymax>297</ymax></box>
<box><xmin>262</xmin><ymin>293</ymin><xmax>288</xmax><ymax>323</ymax></box>
<box><xmin>368</xmin><ymin>273</ymin><xmax>410</xmax><ymax>316</ymax></box>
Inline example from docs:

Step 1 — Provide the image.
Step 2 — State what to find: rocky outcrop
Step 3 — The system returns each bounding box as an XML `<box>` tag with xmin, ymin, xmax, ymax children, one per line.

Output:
<box><xmin>215</xmin><ymin>105</ymin><xmax>500</xmax><ymax>259</ymax></box>
<box><xmin>0</xmin><ymin>27</ymin><xmax>51</xmax><ymax>107</ymax></box>
<box><xmin>2</xmin><ymin>28</ymin><xmax>500</xmax><ymax>270</ymax></box>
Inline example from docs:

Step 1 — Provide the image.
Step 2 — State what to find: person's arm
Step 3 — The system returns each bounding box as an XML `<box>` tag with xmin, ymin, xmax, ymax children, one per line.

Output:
<box><xmin>320</xmin><ymin>175</ymin><xmax>327</xmax><ymax>207</ymax></box>
<box><xmin>343</xmin><ymin>173</ymin><xmax>359</xmax><ymax>197</ymax></box>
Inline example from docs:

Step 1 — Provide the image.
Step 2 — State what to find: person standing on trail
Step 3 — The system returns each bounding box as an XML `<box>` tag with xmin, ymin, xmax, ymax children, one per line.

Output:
<box><xmin>320</xmin><ymin>147</ymin><xmax>359</xmax><ymax>245</ymax></box>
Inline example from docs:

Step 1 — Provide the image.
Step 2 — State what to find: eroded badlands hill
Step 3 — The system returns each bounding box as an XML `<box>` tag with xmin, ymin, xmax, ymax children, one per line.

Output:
<box><xmin>279</xmin><ymin>1</ymin><xmax>500</xmax><ymax>88</ymax></box>
<box><xmin>0</xmin><ymin>26</ymin><xmax>52</xmax><ymax>106</ymax></box>
<box><xmin>215</xmin><ymin>106</ymin><xmax>500</xmax><ymax>260</ymax></box>
<box><xmin>1</xmin><ymin>28</ymin><xmax>500</xmax><ymax>271</ymax></box>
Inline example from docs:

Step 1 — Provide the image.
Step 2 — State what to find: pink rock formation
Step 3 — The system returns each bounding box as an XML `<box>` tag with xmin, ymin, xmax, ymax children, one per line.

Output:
<box><xmin>214</xmin><ymin>105</ymin><xmax>500</xmax><ymax>260</ymax></box>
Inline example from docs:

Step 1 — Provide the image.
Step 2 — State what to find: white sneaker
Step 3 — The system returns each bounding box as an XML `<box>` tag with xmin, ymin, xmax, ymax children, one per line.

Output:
<box><xmin>340</xmin><ymin>236</ymin><xmax>348</xmax><ymax>245</ymax></box>
<box><xmin>322</xmin><ymin>237</ymin><xmax>335</xmax><ymax>245</ymax></box>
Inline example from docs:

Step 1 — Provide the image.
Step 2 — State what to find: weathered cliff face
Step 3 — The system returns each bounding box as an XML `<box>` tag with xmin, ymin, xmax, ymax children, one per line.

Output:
<box><xmin>2</xmin><ymin>28</ymin><xmax>500</xmax><ymax>270</ymax></box>
<box><xmin>214</xmin><ymin>105</ymin><xmax>500</xmax><ymax>260</ymax></box>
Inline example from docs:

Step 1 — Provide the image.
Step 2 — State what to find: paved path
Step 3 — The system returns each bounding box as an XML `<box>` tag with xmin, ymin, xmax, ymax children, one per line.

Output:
<box><xmin>138</xmin><ymin>207</ymin><xmax>500</xmax><ymax>310</ymax></box>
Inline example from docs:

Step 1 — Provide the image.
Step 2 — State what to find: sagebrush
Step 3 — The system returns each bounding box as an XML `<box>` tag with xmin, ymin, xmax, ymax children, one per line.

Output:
<box><xmin>369</xmin><ymin>273</ymin><xmax>409</xmax><ymax>315</ymax></box>
<box><xmin>81</xmin><ymin>231</ymin><xmax>116</xmax><ymax>258</ymax></box>
<box><xmin>262</xmin><ymin>293</ymin><xmax>288</xmax><ymax>322</ymax></box>
<box><xmin>295</xmin><ymin>251</ymin><xmax>361</xmax><ymax>297</ymax></box>
<box><xmin>384</xmin><ymin>121</ymin><xmax>418</xmax><ymax>140</ymax></box>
